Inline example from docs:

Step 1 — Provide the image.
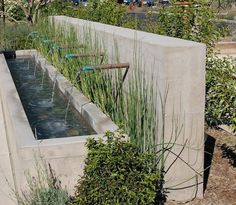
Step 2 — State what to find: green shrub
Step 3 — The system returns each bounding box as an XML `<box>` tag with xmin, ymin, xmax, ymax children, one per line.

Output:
<box><xmin>41</xmin><ymin>0</ymin><xmax>78</xmax><ymax>17</ymax></box>
<box><xmin>75</xmin><ymin>0</ymin><xmax>126</xmax><ymax>26</ymax></box>
<box><xmin>5</xmin><ymin>3</ymin><xmax>25</xmax><ymax>21</ymax></box>
<box><xmin>206</xmin><ymin>56</ymin><xmax>236</xmax><ymax>130</ymax></box>
<box><xmin>145</xmin><ymin>0</ymin><xmax>224</xmax><ymax>52</ymax></box>
<box><xmin>141</xmin><ymin>0</ymin><xmax>236</xmax><ymax>131</ymax></box>
<box><xmin>71</xmin><ymin>132</ymin><xmax>162</xmax><ymax>205</ymax></box>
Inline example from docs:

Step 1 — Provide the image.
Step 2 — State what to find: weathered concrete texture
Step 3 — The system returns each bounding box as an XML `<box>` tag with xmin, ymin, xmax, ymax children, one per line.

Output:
<box><xmin>0</xmin><ymin>56</ymin><xmax>16</xmax><ymax>205</ymax></box>
<box><xmin>0</xmin><ymin>50</ymin><xmax>117</xmax><ymax>200</ymax></box>
<box><xmin>51</xmin><ymin>16</ymin><xmax>206</xmax><ymax>201</ymax></box>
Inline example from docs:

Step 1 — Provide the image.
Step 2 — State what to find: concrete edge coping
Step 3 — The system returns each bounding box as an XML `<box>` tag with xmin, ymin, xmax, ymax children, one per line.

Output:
<box><xmin>0</xmin><ymin>53</ymin><xmax>35</xmax><ymax>147</ymax></box>
<box><xmin>51</xmin><ymin>16</ymin><xmax>206</xmax><ymax>49</ymax></box>
<box><xmin>0</xmin><ymin>50</ymin><xmax>118</xmax><ymax>149</ymax></box>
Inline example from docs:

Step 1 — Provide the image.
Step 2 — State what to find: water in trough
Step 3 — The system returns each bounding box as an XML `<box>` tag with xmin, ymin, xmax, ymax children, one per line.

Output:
<box><xmin>7</xmin><ymin>57</ymin><xmax>96</xmax><ymax>139</ymax></box>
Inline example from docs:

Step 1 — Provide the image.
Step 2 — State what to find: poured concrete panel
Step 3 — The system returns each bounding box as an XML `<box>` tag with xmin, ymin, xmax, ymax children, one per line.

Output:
<box><xmin>51</xmin><ymin>16</ymin><xmax>206</xmax><ymax>201</ymax></box>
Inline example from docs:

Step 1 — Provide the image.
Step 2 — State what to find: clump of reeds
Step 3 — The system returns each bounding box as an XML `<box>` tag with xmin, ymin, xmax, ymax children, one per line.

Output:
<box><xmin>30</xmin><ymin>19</ymin><xmax>159</xmax><ymax>154</ymax></box>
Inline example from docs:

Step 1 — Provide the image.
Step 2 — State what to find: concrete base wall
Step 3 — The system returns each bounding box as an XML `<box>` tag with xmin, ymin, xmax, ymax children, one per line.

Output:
<box><xmin>0</xmin><ymin>61</ymin><xmax>16</xmax><ymax>205</ymax></box>
<box><xmin>51</xmin><ymin>16</ymin><xmax>206</xmax><ymax>201</ymax></box>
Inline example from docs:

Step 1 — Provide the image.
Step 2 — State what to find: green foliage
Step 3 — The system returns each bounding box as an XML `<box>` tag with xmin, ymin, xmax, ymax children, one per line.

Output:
<box><xmin>0</xmin><ymin>23</ymin><xmax>33</xmax><ymax>50</ymax></box>
<box><xmin>139</xmin><ymin>0</ymin><xmax>236</xmax><ymax>131</ymax></box>
<box><xmin>17</xmin><ymin>161</ymin><xmax>70</xmax><ymax>205</ymax></box>
<box><xmin>5</xmin><ymin>3</ymin><xmax>25</xmax><ymax>21</ymax></box>
<box><xmin>121</xmin><ymin>15</ymin><xmax>139</xmax><ymax>29</ymax></box>
<box><xmin>65</xmin><ymin>1</ymin><xmax>140</xmax><ymax>29</ymax></box>
<box><xmin>146</xmin><ymin>0</ymin><xmax>224</xmax><ymax>51</ymax></box>
<box><xmin>206</xmin><ymin>56</ymin><xmax>236</xmax><ymax>130</ymax></box>
<box><xmin>71</xmin><ymin>132</ymin><xmax>161</xmax><ymax>205</ymax></box>
<box><xmin>75</xmin><ymin>0</ymin><xmax>126</xmax><ymax>26</ymax></box>
<box><xmin>41</xmin><ymin>0</ymin><xmax>78</xmax><ymax>17</ymax></box>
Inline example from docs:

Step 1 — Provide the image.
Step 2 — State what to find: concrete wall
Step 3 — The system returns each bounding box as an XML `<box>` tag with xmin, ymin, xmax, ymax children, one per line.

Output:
<box><xmin>51</xmin><ymin>16</ymin><xmax>206</xmax><ymax>201</ymax></box>
<box><xmin>0</xmin><ymin>50</ymin><xmax>117</xmax><ymax>203</ymax></box>
<box><xmin>0</xmin><ymin>55</ymin><xmax>17</xmax><ymax>205</ymax></box>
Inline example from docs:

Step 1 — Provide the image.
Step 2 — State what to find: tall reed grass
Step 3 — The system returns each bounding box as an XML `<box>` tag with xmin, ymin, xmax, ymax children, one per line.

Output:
<box><xmin>0</xmin><ymin>22</ymin><xmax>33</xmax><ymax>50</ymax></box>
<box><xmin>29</xmin><ymin>21</ymin><xmax>196</xmax><ymax>188</ymax></box>
<box><xmin>29</xmin><ymin>19</ymin><xmax>159</xmax><ymax>154</ymax></box>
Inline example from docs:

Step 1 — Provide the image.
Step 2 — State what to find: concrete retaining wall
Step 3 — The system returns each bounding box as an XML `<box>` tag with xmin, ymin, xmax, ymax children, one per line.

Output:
<box><xmin>0</xmin><ymin>56</ymin><xmax>16</xmax><ymax>205</ymax></box>
<box><xmin>51</xmin><ymin>16</ymin><xmax>206</xmax><ymax>201</ymax></box>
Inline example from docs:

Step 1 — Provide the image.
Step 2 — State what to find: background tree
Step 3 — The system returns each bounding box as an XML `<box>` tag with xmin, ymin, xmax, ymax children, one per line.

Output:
<box><xmin>4</xmin><ymin>0</ymin><xmax>52</xmax><ymax>24</ymax></box>
<box><xmin>0</xmin><ymin>0</ymin><xmax>6</xmax><ymax>23</ymax></box>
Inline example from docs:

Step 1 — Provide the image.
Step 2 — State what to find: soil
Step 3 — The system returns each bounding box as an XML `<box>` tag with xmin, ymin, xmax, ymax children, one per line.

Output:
<box><xmin>165</xmin><ymin>128</ymin><xmax>236</xmax><ymax>205</ymax></box>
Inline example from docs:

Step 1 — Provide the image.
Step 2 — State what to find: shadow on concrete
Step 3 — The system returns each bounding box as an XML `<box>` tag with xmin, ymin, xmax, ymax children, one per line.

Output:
<box><xmin>0</xmin><ymin>50</ymin><xmax>16</xmax><ymax>59</ymax></box>
<box><xmin>204</xmin><ymin>134</ymin><xmax>216</xmax><ymax>192</ymax></box>
<box><xmin>221</xmin><ymin>144</ymin><xmax>236</xmax><ymax>167</ymax></box>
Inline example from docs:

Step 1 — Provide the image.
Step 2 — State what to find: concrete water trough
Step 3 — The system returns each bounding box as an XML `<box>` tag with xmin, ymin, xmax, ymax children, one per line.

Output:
<box><xmin>0</xmin><ymin>49</ymin><xmax>118</xmax><ymax>204</ymax></box>
<box><xmin>0</xmin><ymin>16</ymin><xmax>207</xmax><ymax>203</ymax></box>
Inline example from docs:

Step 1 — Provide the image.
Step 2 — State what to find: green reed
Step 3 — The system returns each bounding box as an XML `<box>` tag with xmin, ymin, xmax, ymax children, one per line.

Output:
<box><xmin>30</xmin><ymin>19</ymin><xmax>159</xmax><ymax>154</ymax></box>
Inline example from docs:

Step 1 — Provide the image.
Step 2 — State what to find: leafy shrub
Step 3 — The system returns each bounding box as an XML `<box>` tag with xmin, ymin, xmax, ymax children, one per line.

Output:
<box><xmin>41</xmin><ymin>0</ymin><xmax>78</xmax><ymax>17</ymax></box>
<box><xmin>75</xmin><ymin>0</ymin><xmax>126</xmax><ymax>26</ymax></box>
<box><xmin>141</xmin><ymin>0</ymin><xmax>236</xmax><ymax>131</ymax></box>
<box><xmin>206</xmin><ymin>56</ymin><xmax>236</xmax><ymax>130</ymax></box>
<box><xmin>71</xmin><ymin>132</ymin><xmax>162</xmax><ymax>205</ymax></box>
<box><xmin>17</xmin><ymin>161</ymin><xmax>70</xmax><ymax>205</ymax></box>
<box><xmin>5</xmin><ymin>2</ymin><xmax>25</xmax><ymax>21</ymax></box>
<box><xmin>145</xmin><ymin>0</ymin><xmax>224</xmax><ymax>52</ymax></box>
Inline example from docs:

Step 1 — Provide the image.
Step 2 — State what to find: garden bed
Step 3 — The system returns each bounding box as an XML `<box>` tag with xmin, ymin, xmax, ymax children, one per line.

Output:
<box><xmin>166</xmin><ymin>128</ymin><xmax>236</xmax><ymax>205</ymax></box>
